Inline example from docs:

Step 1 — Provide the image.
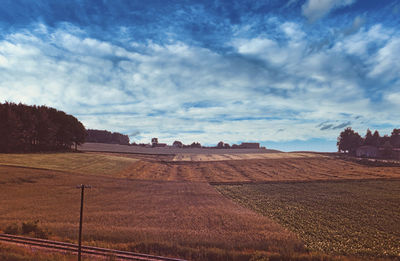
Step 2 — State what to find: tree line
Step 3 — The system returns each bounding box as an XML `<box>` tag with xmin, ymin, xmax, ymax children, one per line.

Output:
<box><xmin>86</xmin><ymin>129</ymin><xmax>130</xmax><ymax>145</ymax></box>
<box><xmin>0</xmin><ymin>102</ymin><xmax>86</xmax><ymax>152</ymax></box>
<box><xmin>337</xmin><ymin>127</ymin><xmax>400</xmax><ymax>154</ymax></box>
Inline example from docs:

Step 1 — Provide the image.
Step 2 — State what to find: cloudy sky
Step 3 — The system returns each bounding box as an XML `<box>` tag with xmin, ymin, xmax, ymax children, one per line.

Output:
<box><xmin>0</xmin><ymin>0</ymin><xmax>399</xmax><ymax>151</ymax></box>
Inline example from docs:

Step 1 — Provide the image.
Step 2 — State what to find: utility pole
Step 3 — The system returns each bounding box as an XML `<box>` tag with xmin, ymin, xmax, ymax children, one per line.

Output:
<box><xmin>76</xmin><ymin>184</ymin><xmax>91</xmax><ymax>261</ymax></box>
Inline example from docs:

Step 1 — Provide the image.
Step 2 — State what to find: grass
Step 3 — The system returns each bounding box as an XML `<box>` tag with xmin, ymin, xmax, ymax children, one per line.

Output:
<box><xmin>0</xmin><ymin>152</ymin><xmax>138</xmax><ymax>177</ymax></box>
<box><xmin>215</xmin><ymin>179</ymin><xmax>400</xmax><ymax>258</ymax></box>
<box><xmin>0</xmin><ymin>243</ymin><xmax>76</xmax><ymax>261</ymax></box>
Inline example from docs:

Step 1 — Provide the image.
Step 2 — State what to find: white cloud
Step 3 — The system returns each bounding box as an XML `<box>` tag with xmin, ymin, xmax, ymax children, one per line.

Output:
<box><xmin>302</xmin><ymin>0</ymin><xmax>357</xmax><ymax>22</ymax></box>
<box><xmin>0</xmin><ymin>22</ymin><xmax>398</xmax><ymax>149</ymax></box>
<box><xmin>368</xmin><ymin>37</ymin><xmax>400</xmax><ymax>80</ymax></box>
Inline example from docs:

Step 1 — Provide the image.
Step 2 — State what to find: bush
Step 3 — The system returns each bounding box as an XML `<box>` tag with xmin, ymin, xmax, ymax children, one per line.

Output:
<box><xmin>4</xmin><ymin>223</ymin><xmax>20</xmax><ymax>235</ymax></box>
<box><xmin>4</xmin><ymin>220</ymin><xmax>50</xmax><ymax>239</ymax></box>
<box><xmin>22</xmin><ymin>220</ymin><xmax>50</xmax><ymax>239</ymax></box>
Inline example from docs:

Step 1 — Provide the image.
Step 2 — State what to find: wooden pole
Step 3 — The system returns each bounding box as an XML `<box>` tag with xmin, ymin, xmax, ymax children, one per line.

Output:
<box><xmin>78</xmin><ymin>184</ymin><xmax>84</xmax><ymax>261</ymax></box>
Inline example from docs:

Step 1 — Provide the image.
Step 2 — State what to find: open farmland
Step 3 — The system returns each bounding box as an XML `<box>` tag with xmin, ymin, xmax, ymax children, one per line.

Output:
<box><xmin>172</xmin><ymin>152</ymin><xmax>319</xmax><ymax>161</ymax></box>
<box><xmin>116</xmin><ymin>155</ymin><xmax>400</xmax><ymax>182</ymax></box>
<box><xmin>1</xmin><ymin>149</ymin><xmax>400</xmax><ymax>260</ymax></box>
<box><xmin>0</xmin><ymin>153</ymin><xmax>139</xmax><ymax>177</ymax></box>
<box><xmin>216</xmin><ymin>180</ymin><xmax>400</xmax><ymax>257</ymax></box>
<box><xmin>0</xmin><ymin>165</ymin><xmax>304</xmax><ymax>260</ymax></box>
<box><xmin>2</xmin><ymin>151</ymin><xmax>400</xmax><ymax>182</ymax></box>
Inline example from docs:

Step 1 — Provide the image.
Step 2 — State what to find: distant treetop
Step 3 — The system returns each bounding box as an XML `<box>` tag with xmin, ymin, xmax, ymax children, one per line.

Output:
<box><xmin>86</xmin><ymin>129</ymin><xmax>129</xmax><ymax>145</ymax></box>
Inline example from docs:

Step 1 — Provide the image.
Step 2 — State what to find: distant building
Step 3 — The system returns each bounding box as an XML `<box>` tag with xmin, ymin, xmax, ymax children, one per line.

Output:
<box><xmin>356</xmin><ymin>145</ymin><xmax>379</xmax><ymax>158</ymax></box>
<box><xmin>356</xmin><ymin>145</ymin><xmax>400</xmax><ymax>160</ymax></box>
<box><xmin>151</xmin><ymin>137</ymin><xmax>167</xmax><ymax>147</ymax></box>
<box><xmin>151</xmin><ymin>138</ymin><xmax>159</xmax><ymax>147</ymax></box>
<box><xmin>173</xmin><ymin>141</ymin><xmax>183</xmax><ymax>148</ymax></box>
<box><xmin>239</xmin><ymin>142</ymin><xmax>260</xmax><ymax>149</ymax></box>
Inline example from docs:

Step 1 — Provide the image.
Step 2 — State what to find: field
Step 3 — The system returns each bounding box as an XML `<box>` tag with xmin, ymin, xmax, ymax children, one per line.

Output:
<box><xmin>1</xmin><ymin>147</ymin><xmax>400</xmax><ymax>260</ymax></box>
<box><xmin>0</xmin><ymin>153</ymin><xmax>139</xmax><ymax>177</ymax></box>
<box><xmin>2</xmin><ymin>152</ymin><xmax>400</xmax><ymax>183</ymax></box>
<box><xmin>0</xmin><ymin>165</ymin><xmax>303</xmax><ymax>260</ymax></box>
<box><xmin>216</xmin><ymin>180</ymin><xmax>400</xmax><ymax>257</ymax></box>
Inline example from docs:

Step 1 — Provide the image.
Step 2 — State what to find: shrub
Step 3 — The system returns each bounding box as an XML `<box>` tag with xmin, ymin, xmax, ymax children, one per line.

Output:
<box><xmin>4</xmin><ymin>220</ymin><xmax>50</xmax><ymax>239</ymax></box>
<box><xmin>4</xmin><ymin>223</ymin><xmax>20</xmax><ymax>235</ymax></box>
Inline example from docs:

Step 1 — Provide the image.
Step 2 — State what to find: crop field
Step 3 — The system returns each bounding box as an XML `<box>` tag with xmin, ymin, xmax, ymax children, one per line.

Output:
<box><xmin>172</xmin><ymin>152</ymin><xmax>319</xmax><ymax>161</ymax></box>
<box><xmin>0</xmin><ymin>165</ymin><xmax>304</xmax><ymax>260</ymax></box>
<box><xmin>1</xmin><ymin>149</ymin><xmax>400</xmax><ymax>260</ymax></box>
<box><xmin>2</xmin><ymin>152</ymin><xmax>399</xmax><ymax>183</ymax></box>
<box><xmin>0</xmin><ymin>153</ymin><xmax>139</xmax><ymax>177</ymax></box>
<box><xmin>118</xmin><ymin>155</ymin><xmax>400</xmax><ymax>182</ymax></box>
<box><xmin>216</xmin><ymin>180</ymin><xmax>400</xmax><ymax>257</ymax></box>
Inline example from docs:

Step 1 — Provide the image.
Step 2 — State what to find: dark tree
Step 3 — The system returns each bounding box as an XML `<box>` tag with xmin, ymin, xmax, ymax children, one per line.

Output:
<box><xmin>363</xmin><ymin>129</ymin><xmax>374</xmax><ymax>146</ymax></box>
<box><xmin>390</xmin><ymin>128</ymin><xmax>400</xmax><ymax>148</ymax></box>
<box><xmin>0</xmin><ymin>102</ymin><xmax>86</xmax><ymax>152</ymax></box>
<box><xmin>371</xmin><ymin>130</ymin><xmax>381</xmax><ymax>147</ymax></box>
<box><xmin>337</xmin><ymin>127</ymin><xmax>362</xmax><ymax>154</ymax></box>
<box><xmin>86</xmin><ymin>129</ymin><xmax>129</xmax><ymax>145</ymax></box>
<box><xmin>190</xmin><ymin>142</ymin><xmax>201</xmax><ymax>148</ymax></box>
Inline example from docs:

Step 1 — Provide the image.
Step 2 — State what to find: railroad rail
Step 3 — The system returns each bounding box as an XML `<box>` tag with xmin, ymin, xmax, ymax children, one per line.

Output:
<box><xmin>0</xmin><ymin>233</ymin><xmax>186</xmax><ymax>261</ymax></box>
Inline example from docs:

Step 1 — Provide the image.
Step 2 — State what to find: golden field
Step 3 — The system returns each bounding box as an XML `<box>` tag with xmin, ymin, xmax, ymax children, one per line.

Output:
<box><xmin>0</xmin><ymin>164</ymin><xmax>303</xmax><ymax>260</ymax></box>
<box><xmin>1</xmin><ymin>148</ymin><xmax>399</xmax><ymax>260</ymax></box>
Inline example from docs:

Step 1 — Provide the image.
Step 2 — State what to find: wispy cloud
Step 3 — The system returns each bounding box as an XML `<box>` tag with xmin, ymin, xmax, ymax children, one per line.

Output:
<box><xmin>0</xmin><ymin>1</ymin><xmax>398</xmax><ymax>151</ymax></box>
<box><xmin>302</xmin><ymin>0</ymin><xmax>357</xmax><ymax>22</ymax></box>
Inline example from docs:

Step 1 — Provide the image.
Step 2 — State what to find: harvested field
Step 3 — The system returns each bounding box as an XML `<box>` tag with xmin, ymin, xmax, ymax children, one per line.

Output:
<box><xmin>172</xmin><ymin>152</ymin><xmax>319</xmax><ymax>161</ymax></box>
<box><xmin>2</xmin><ymin>151</ymin><xmax>400</xmax><ymax>260</ymax></box>
<box><xmin>216</xmin><ymin>180</ymin><xmax>400</xmax><ymax>257</ymax></box>
<box><xmin>2</xmin><ymin>152</ymin><xmax>400</xmax><ymax>183</ymax></box>
<box><xmin>0</xmin><ymin>153</ymin><xmax>139</xmax><ymax>177</ymax></box>
<box><xmin>123</xmin><ymin>156</ymin><xmax>400</xmax><ymax>183</ymax></box>
<box><xmin>0</xmin><ymin>165</ymin><xmax>304</xmax><ymax>260</ymax></box>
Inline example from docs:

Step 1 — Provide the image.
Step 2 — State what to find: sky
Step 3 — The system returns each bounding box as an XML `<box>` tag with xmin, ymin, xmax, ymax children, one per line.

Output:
<box><xmin>0</xmin><ymin>0</ymin><xmax>399</xmax><ymax>152</ymax></box>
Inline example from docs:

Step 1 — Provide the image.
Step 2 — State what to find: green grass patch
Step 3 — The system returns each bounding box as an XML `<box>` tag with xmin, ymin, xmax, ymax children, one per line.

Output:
<box><xmin>215</xmin><ymin>180</ymin><xmax>400</xmax><ymax>258</ymax></box>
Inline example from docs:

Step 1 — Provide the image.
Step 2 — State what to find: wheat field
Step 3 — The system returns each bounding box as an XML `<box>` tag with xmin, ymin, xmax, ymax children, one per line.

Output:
<box><xmin>1</xmin><ymin>150</ymin><xmax>399</xmax><ymax>260</ymax></box>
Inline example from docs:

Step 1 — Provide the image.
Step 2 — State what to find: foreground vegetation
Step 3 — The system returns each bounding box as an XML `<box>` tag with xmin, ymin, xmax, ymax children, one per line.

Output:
<box><xmin>0</xmin><ymin>243</ymin><xmax>75</xmax><ymax>261</ymax></box>
<box><xmin>216</xmin><ymin>180</ymin><xmax>400</xmax><ymax>258</ymax></box>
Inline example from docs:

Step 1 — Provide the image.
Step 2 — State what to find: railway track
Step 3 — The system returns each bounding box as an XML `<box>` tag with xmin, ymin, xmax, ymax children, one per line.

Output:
<box><xmin>0</xmin><ymin>233</ymin><xmax>186</xmax><ymax>261</ymax></box>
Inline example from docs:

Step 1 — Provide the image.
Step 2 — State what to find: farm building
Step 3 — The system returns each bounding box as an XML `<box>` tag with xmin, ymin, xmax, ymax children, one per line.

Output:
<box><xmin>151</xmin><ymin>138</ymin><xmax>167</xmax><ymax>147</ymax></box>
<box><xmin>173</xmin><ymin>141</ymin><xmax>183</xmax><ymax>148</ymax></box>
<box><xmin>356</xmin><ymin>145</ymin><xmax>400</xmax><ymax>160</ymax></box>
<box><xmin>356</xmin><ymin>146</ymin><xmax>379</xmax><ymax>158</ymax></box>
<box><xmin>239</xmin><ymin>142</ymin><xmax>260</xmax><ymax>149</ymax></box>
<box><xmin>151</xmin><ymin>138</ymin><xmax>158</xmax><ymax>147</ymax></box>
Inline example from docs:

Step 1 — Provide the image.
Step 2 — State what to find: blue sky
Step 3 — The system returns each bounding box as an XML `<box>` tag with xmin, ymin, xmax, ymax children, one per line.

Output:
<box><xmin>0</xmin><ymin>0</ymin><xmax>399</xmax><ymax>151</ymax></box>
